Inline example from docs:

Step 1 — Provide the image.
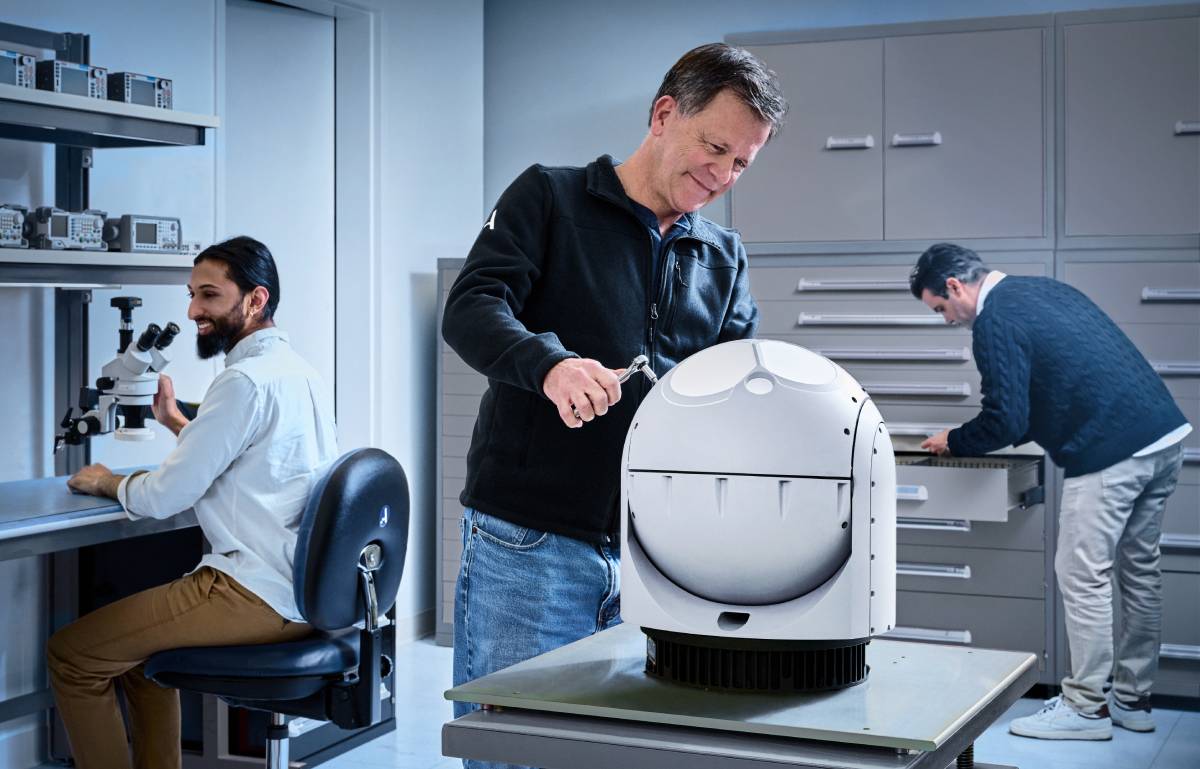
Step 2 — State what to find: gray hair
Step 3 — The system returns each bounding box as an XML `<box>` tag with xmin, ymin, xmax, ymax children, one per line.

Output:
<box><xmin>909</xmin><ymin>243</ymin><xmax>990</xmax><ymax>299</ymax></box>
<box><xmin>650</xmin><ymin>43</ymin><xmax>788</xmax><ymax>140</ymax></box>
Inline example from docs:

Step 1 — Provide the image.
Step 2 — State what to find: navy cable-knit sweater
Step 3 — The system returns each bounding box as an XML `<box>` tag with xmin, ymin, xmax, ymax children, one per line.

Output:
<box><xmin>947</xmin><ymin>276</ymin><xmax>1187</xmax><ymax>477</ymax></box>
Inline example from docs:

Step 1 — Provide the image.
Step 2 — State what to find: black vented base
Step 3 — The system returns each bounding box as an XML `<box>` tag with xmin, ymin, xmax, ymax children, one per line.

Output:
<box><xmin>644</xmin><ymin>629</ymin><xmax>869</xmax><ymax>692</ymax></box>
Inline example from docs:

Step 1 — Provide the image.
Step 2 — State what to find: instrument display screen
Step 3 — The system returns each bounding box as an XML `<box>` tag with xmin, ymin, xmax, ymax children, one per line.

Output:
<box><xmin>135</xmin><ymin>222</ymin><xmax>157</xmax><ymax>244</ymax></box>
<box><xmin>60</xmin><ymin>66</ymin><xmax>88</xmax><ymax>96</ymax></box>
<box><xmin>131</xmin><ymin>78</ymin><xmax>154</xmax><ymax>105</ymax></box>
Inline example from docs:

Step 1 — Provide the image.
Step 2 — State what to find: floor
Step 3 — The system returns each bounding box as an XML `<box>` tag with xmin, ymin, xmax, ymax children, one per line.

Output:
<box><xmin>320</xmin><ymin>637</ymin><xmax>1200</xmax><ymax>769</ymax></box>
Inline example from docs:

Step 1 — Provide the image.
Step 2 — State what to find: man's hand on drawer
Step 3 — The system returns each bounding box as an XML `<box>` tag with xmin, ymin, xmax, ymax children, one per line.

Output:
<box><xmin>921</xmin><ymin>429</ymin><xmax>952</xmax><ymax>456</ymax></box>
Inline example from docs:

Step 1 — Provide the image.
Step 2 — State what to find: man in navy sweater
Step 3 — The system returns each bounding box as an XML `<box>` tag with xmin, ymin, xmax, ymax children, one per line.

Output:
<box><xmin>910</xmin><ymin>243</ymin><xmax>1190</xmax><ymax>741</ymax></box>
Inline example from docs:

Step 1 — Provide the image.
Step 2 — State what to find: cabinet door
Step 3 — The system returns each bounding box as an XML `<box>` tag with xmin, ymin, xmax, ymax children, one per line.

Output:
<box><xmin>1064</xmin><ymin>17</ymin><xmax>1200</xmax><ymax>237</ymax></box>
<box><xmin>884</xmin><ymin>28</ymin><xmax>1045</xmax><ymax>240</ymax></box>
<box><xmin>733</xmin><ymin>39</ymin><xmax>883</xmax><ymax>242</ymax></box>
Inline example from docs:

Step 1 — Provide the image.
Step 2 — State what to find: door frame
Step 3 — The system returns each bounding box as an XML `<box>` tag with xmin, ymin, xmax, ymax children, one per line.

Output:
<box><xmin>216</xmin><ymin>0</ymin><xmax>382</xmax><ymax>450</ymax></box>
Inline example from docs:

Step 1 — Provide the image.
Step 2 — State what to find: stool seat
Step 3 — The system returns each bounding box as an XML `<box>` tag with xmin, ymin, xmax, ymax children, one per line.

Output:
<box><xmin>146</xmin><ymin>628</ymin><xmax>358</xmax><ymax>702</ymax></box>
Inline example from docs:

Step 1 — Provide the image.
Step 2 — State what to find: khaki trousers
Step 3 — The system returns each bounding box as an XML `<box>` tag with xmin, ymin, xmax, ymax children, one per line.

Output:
<box><xmin>47</xmin><ymin>566</ymin><xmax>311</xmax><ymax>769</ymax></box>
<box><xmin>1057</xmin><ymin>444</ymin><xmax>1185</xmax><ymax>714</ymax></box>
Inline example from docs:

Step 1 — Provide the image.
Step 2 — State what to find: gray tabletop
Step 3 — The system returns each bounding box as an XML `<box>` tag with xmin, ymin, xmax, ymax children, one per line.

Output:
<box><xmin>0</xmin><ymin>468</ymin><xmax>197</xmax><ymax>560</ymax></box>
<box><xmin>446</xmin><ymin>623</ymin><xmax>1037</xmax><ymax>752</ymax></box>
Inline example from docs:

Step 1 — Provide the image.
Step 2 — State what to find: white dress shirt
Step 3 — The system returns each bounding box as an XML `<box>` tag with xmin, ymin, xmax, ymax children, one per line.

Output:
<box><xmin>117</xmin><ymin>328</ymin><xmax>338</xmax><ymax>621</ymax></box>
<box><xmin>973</xmin><ymin>270</ymin><xmax>1191</xmax><ymax>458</ymax></box>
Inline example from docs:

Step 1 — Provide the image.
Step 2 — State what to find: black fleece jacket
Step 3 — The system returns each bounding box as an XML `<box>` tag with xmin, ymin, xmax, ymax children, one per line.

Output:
<box><xmin>442</xmin><ymin>155</ymin><xmax>758</xmax><ymax>542</ymax></box>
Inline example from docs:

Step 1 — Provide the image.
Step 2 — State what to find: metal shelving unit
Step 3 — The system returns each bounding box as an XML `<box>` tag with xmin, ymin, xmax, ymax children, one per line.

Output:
<box><xmin>0</xmin><ymin>19</ymin><xmax>218</xmax><ymax>767</ymax></box>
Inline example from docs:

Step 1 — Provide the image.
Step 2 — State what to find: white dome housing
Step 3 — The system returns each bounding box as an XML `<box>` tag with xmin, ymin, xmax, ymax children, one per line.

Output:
<box><xmin>620</xmin><ymin>339</ymin><xmax>896</xmax><ymax>691</ymax></box>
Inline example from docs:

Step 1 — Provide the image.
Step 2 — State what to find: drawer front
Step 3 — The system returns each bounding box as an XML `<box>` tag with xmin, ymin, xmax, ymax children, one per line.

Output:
<box><xmin>748</xmin><ymin>260</ymin><xmax>1047</xmax><ymax>302</ymax></box>
<box><xmin>749</xmin><ymin>264</ymin><xmax>913</xmax><ymax>302</ymax></box>
<box><xmin>897</xmin><ymin>504</ymin><xmax>1045</xmax><ymax>551</ymax></box>
<box><xmin>757</xmin><ymin>297</ymin><xmax>952</xmax><ymax>334</ymax></box>
<box><xmin>794</xmin><ymin>335</ymin><xmax>976</xmax><ymax>367</ymax></box>
<box><xmin>1163</xmin><ymin>483</ymin><xmax>1200</xmax><ymax>542</ymax></box>
<box><xmin>890</xmin><ymin>591</ymin><xmax>1046</xmax><ymax>661</ymax></box>
<box><xmin>895</xmin><ymin>459</ymin><xmax>1040</xmax><ymax>522</ymax></box>
<box><xmin>840</xmin><ymin>363</ymin><xmax>982</xmax><ymax>406</ymax></box>
<box><xmin>1064</xmin><ymin>261</ymin><xmax>1200</xmax><ymax>326</ymax></box>
<box><xmin>897</xmin><ymin>544</ymin><xmax>1044</xmax><ymax>598</ymax></box>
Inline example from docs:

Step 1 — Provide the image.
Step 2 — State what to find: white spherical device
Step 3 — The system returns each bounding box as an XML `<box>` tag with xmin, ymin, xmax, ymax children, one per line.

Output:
<box><xmin>620</xmin><ymin>339</ymin><xmax>896</xmax><ymax>691</ymax></box>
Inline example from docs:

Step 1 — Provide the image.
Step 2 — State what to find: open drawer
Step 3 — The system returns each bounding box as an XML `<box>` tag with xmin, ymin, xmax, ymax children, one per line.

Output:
<box><xmin>894</xmin><ymin>456</ymin><xmax>1042</xmax><ymax>523</ymax></box>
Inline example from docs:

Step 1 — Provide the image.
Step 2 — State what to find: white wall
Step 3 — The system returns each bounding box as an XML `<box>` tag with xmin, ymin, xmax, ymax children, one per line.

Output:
<box><xmin>371</xmin><ymin>0</ymin><xmax>485</xmax><ymax>640</ymax></box>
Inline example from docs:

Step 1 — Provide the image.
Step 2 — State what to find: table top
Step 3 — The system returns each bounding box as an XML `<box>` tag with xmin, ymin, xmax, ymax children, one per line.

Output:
<box><xmin>0</xmin><ymin>472</ymin><xmax>128</xmax><ymax>536</ymax></box>
<box><xmin>446</xmin><ymin>623</ymin><xmax>1037</xmax><ymax>752</ymax></box>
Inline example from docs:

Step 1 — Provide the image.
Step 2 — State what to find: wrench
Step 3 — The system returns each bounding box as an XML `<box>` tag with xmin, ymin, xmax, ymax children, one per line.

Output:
<box><xmin>571</xmin><ymin>354</ymin><xmax>658</xmax><ymax>421</ymax></box>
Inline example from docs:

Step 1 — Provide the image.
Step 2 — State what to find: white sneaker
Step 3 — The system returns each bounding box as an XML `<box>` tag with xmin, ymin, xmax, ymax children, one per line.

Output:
<box><xmin>1009</xmin><ymin>696</ymin><xmax>1112</xmax><ymax>740</ymax></box>
<box><xmin>1110</xmin><ymin>698</ymin><xmax>1155</xmax><ymax>732</ymax></box>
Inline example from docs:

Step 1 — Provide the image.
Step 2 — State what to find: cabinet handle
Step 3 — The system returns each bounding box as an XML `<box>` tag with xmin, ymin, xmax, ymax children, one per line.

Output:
<box><xmin>1152</xmin><ymin>361</ymin><xmax>1200</xmax><ymax>377</ymax></box>
<box><xmin>826</xmin><ymin>134</ymin><xmax>875</xmax><ymax>150</ymax></box>
<box><xmin>862</xmin><ymin>382</ymin><xmax>971</xmax><ymax>397</ymax></box>
<box><xmin>896</xmin><ymin>484</ymin><xmax>928</xmax><ymax>501</ymax></box>
<box><xmin>887</xmin><ymin>422</ymin><xmax>956</xmax><ymax>436</ymax></box>
<box><xmin>1161</xmin><ymin>534</ymin><xmax>1200</xmax><ymax>551</ymax></box>
<box><xmin>796</xmin><ymin>278</ymin><xmax>907</xmax><ymax>292</ymax></box>
<box><xmin>891</xmin><ymin>131</ymin><xmax>943</xmax><ymax>147</ymax></box>
<box><xmin>815</xmin><ymin>347</ymin><xmax>971</xmax><ymax>362</ymax></box>
<box><xmin>1160</xmin><ymin>643</ymin><xmax>1200</xmax><ymax>661</ymax></box>
<box><xmin>1141</xmin><ymin>288</ymin><xmax>1200</xmax><ymax>302</ymax></box>
<box><xmin>897</xmin><ymin>562</ymin><xmax>972</xmax><ymax>580</ymax></box>
<box><xmin>1175</xmin><ymin>121</ymin><xmax>1200</xmax><ymax>136</ymax></box>
<box><xmin>887</xmin><ymin>626</ymin><xmax>972</xmax><ymax>644</ymax></box>
<box><xmin>1185</xmin><ymin>449</ymin><xmax>1200</xmax><ymax>464</ymax></box>
<box><xmin>896</xmin><ymin>517</ymin><xmax>970</xmax><ymax>532</ymax></box>
<box><xmin>797</xmin><ymin>313</ymin><xmax>946</xmax><ymax>327</ymax></box>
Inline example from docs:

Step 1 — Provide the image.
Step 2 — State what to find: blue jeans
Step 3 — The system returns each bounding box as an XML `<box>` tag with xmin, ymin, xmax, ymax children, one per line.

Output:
<box><xmin>452</xmin><ymin>507</ymin><xmax>621</xmax><ymax>769</ymax></box>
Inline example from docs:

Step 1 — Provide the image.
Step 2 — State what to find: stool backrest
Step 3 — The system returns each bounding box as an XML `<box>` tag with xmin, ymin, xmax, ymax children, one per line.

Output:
<box><xmin>293</xmin><ymin>448</ymin><xmax>409</xmax><ymax>630</ymax></box>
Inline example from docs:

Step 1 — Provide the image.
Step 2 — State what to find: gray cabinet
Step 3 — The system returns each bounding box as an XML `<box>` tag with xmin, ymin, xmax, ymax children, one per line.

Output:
<box><xmin>884</xmin><ymin>27</ymin><xmax>1045</xmax><ymax>240</ymax></box>
<box><xmin>1062</xmin><ymin>14</ymin><xmax>1200</xmax><ymax>238</ymax></box>
<box><xmin>736</xmin><ymin>39</ymin><xmax>883</xmax><ymax>242</ymax></box>
<box><xmin>437</xmin><ymin>259</ymin><xmax>482</xmax><ymax>645</ymax></box>
<box><xmin>731</xmin><ymin>19</ymin><xmax>1048</xmax><ymax>244</ymax></box>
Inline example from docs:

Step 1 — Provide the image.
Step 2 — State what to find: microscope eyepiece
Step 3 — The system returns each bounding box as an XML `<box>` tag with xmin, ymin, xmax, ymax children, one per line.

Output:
<box><xmin>155</xmin><ymin>322</ymin><xmax>181</xmax><ymax>350</ymax></box>
<box><xmin>136</xmin><ymin>323</ymin><xmax>163</xmax><ymax>352</ymax></box>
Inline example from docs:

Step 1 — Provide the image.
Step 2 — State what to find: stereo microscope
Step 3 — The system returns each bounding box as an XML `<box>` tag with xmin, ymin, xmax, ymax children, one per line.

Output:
<box><xmin>55</xmin><ymin>297</ymin><xmax>180</xmax><ymax>451</ymax></box>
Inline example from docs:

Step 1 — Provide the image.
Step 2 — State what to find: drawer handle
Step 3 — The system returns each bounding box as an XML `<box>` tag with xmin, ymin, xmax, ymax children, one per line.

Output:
<box><xmin>796</xmin><ymin>278</ymin><xmax>907</xmax><ymax>292</ymax></box>
<box><xmin>887</xmin><ymin>422</ymin><xmax>957</xmax><ymax>436</ymax></box>
<box><xmin>1160</xmin><ymin>643</ymin><xmax>1200</xmax><ymax>661</ymax></box>
<box><xmin>887</xmin><ymin>626</ymin><xmax>972</xmax><ymax>644</ymax></box>
<box><xmin>1021</xmin><ymin>486</ymin><xmax>1046</xmax><ymax>509</ymax></box>
<box><xmin>896</xmin><ymin>484</ymin><xmax>928</xmax><ymax>502</ymax></box>
<box><xmin>862</xmin><ymin>382</ymin><xmax>971</xmax><ymax>397</ymax></box>
<box><xmin>891</xmin><ymin>131</ymin><xmax>943</xmax><ymax>147</ymax></box>
<box><xmin>1141</xmin><ymin>287</ymin><xmax>1200</xmax><ymax>302</ymax></box>
<box><xmin>825</xmin><ymin>134</ymin><xmax>875</xmax><ymax>150</ymax></box>
<box><xmin>815</xmin><ymin>347</ymin><xmax>971</xmax><ymax>362</ymax></box>
<box><xmin>1185</xmin><ymin>449</ymin><xmax>1200</xmax><ymax>464</ymax></box>
<box><xmin>896</xmin><ymin>517</ymin><xmax>971</xmax><ymax>532</ymax></box>
<box><xmin>897</xmin><ymin>562</ymin><xmax>972</xmax><ymax>579</ymax></box>
<box><xmin>1161</xmin><ymin>534</ymin><xmax>1200</xmax><ymax>551</ymax></box>
<box><xmin>797</xmin><ymin>313</ymin><xmax>946</xmax><ymax>327</ymax></box>
<box><xmin>1175</xmin><ymin>121</ymin><xmax>1200</xmax><ymax>136</ymax></box>
<box><xmin>1152</xmin><ymin>361</ymin><xmax>1200</xmax><ymax>377</ymax></box>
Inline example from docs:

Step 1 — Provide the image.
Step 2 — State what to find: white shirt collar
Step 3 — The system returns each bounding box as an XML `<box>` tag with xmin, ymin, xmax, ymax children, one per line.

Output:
<box><xmin>225</xmin><ymin>327</ymin><xmax>288</xmax><ymax>367</ymax></box>
<box><xmin>976</xmin><ymin>271</ymin><xmax>1007</xmax><ymax>316</ymax></box>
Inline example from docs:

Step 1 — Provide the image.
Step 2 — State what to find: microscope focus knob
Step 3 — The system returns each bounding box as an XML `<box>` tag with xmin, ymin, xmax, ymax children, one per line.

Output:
<box><xmin>96</xmin><ymin>377</ymin><xmax>116</xmax><ymax>391</ymax></box>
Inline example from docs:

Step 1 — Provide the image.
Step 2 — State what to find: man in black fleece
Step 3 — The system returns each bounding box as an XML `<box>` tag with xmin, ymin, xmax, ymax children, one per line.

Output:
<box><xmin>911</xmin><ymin>243</ymin><xmax>1190</xmax><ymax>741</ymax></box>
<box><xmin>442</xmin><ymin>44</ymin><xmax>786</xmax><ymax>768</ymax></box>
